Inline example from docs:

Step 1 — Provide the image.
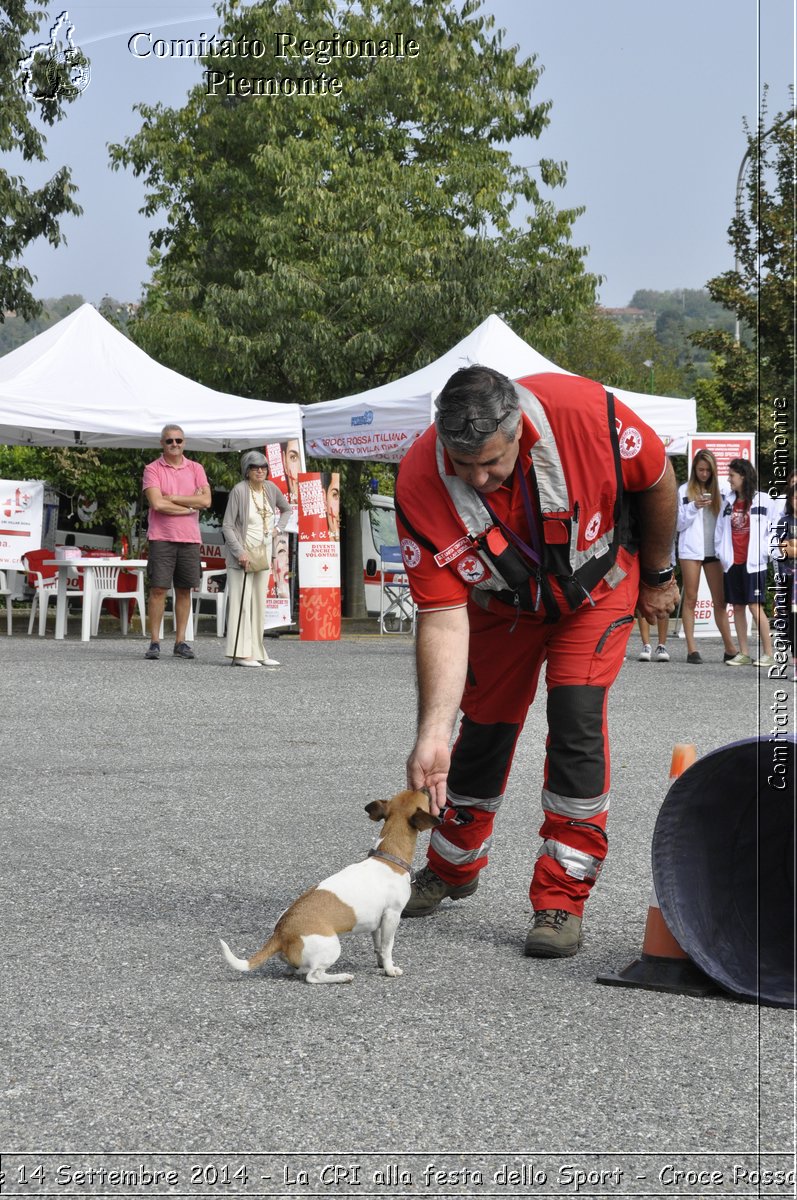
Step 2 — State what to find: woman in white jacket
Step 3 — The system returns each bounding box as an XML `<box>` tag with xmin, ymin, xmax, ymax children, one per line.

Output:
<box><xmin>676</xmin><ymin>449</ymin><xmax>738</xmax><ymax>664</ymax></box>
<box><xmin>715</xmin><ymin>457</ymin><xmax>774</xmax><ymax>667</ymax></box>
<box><xmin>222</xmin><ymin>450</ymin><xmax>291</xmax><ymax>668</ymax></box>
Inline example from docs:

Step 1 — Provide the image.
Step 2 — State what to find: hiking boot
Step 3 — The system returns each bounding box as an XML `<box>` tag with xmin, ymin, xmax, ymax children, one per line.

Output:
<box><xmin>173</xmin><ymin>642</ymin><xmax>195</xmax><ymax>659</ymax></box>
<box><xmin>144</xmin><ymin>642</ymin><xmax>160</xmax><ymax>660</ymax></box>
<box><xmin>524</xmin><ymin>909</ymin><xmax>582</xmax><ymax>958</ymax></box>
<box><xmin>401</xmin><ymin>865</ymin><xmax>479</xmax><ymax>918</ymax></box>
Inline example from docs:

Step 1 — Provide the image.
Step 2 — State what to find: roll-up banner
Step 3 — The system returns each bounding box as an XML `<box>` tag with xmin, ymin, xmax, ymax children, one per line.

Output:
<box><xmin>297</xmin><ymin>471</ymin><xmax>341</xmax><ymax>641</ymax></box>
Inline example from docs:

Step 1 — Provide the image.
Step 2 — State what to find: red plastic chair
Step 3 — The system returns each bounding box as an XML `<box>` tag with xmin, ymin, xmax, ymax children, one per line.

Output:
<box><xmin>21</xmin><ymin>550</ymin><xmax>61</xmax><ymax>636</ymax></box>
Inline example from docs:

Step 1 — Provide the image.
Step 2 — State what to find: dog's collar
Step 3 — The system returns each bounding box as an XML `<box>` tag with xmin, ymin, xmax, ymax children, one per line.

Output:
<box><xmin>367</xmin><ymin>848</ymin><xmax>412</xmax><ymax>873</ymax></box>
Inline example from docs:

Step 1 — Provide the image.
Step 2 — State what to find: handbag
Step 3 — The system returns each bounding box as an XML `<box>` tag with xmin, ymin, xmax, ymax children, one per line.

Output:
<box><xmin>244</xmin><ymin>543</ymin><xmax>269</xmax><ymax>573</ymax></box>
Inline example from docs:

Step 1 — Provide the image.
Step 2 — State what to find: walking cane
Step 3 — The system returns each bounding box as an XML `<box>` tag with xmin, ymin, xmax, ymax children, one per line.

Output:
<box><xmin>231</xmin><ymin>569</ymin><xmax>248</xmax><ymax>665</ymax></box>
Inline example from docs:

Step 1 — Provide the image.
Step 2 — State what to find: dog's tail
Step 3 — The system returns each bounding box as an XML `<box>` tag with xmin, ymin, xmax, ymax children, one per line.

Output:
<box><xmin>219</xmin><ymin>934</ymin><xmax>280</xmax><ymax>973</ymax></box>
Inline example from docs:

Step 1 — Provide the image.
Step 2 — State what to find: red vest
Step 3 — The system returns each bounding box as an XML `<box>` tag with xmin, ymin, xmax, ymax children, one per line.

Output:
<box><xmin>397</xmin><ymin>374</ymin><xmax>631</xmax><ymax>616</ymax></box>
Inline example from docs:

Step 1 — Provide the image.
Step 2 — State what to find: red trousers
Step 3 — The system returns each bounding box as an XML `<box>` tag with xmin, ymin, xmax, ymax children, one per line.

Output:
<box><xmin>426</xmin><ymin>553</ymin><xmax>638</xmax><ymax>916</ymax></box>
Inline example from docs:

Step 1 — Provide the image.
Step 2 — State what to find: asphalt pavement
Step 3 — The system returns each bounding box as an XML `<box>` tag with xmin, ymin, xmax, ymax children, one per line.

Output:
<box><xmin>1</xmin><ymin>617</ymin><xmax>794</xmax><ymax>1197</ymax></box>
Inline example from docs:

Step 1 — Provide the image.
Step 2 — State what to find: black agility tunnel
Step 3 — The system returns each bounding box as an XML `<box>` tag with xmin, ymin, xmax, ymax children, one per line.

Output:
<box><xmin>652</xmin><ymin>734</ymin><xmax>796</xmax><ymax>1008</ymax></box>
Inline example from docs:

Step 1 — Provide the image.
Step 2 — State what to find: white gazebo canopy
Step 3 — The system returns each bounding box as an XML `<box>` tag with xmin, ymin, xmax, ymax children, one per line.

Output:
<box><xmin>302</xmin><ymin>314</ymin><xmax>697</xmax><ymax>460</ymax></box>
<box><xmin>0</xmin><ymin>303</ymin><xmax>302</xmax><ymax>449</ymax></box>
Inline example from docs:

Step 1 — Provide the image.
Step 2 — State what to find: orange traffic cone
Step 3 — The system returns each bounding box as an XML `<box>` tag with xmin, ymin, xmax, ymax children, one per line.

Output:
<box><xmin>597</xmin><ymin>743</ymin><xmax>719</xmax><ymax>997</ymax></box>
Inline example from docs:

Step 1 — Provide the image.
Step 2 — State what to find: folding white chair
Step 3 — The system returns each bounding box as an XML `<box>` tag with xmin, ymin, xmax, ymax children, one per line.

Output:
<box><xmin>91</xmin><ymin>564</ymin><xmax>146</xmax><ymax>636</ymax></box>
<box><xmin>0</xmin><ymin>569</ymin><xmax>15</xmax><ymax>635</ymax></box>
<box><xmin>192</xmin><ymin>566</ymin><xmax>228</xmax><ymax>637</ymax></box>
<box><xmin>378</xmin><ymin>546</ymin><xmax>416</xmax><ymax>635</ymax></box>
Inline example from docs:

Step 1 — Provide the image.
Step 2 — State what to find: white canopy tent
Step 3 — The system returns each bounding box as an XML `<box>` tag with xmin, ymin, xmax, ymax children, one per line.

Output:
<box><xmin>0</xmin><ymin>304</ymin><xmax>302</xmax><ymax>449</ymax></box>
<box><xmin>302</xmin><ymin>314</ymin><xmax>697</xmax><ymax>460</ymax></box>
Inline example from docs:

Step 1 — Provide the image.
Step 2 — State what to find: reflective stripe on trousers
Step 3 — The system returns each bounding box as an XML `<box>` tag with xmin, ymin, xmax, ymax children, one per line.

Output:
<box><xmin>423</xmin><ymin>559</ymin><xmax>637</xmax><ymax>913</ymax></box>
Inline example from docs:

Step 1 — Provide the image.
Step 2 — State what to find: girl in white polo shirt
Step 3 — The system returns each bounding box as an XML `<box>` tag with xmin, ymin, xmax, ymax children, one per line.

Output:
<box><xmin>715</xmin><ymin>458</ymin><xmax>775</xmax><ymax>667</ymax></box>
<box><xmin>676</xmin><ymin>449</ymin><xmax>738</xmax><ymax>665</ymax></box>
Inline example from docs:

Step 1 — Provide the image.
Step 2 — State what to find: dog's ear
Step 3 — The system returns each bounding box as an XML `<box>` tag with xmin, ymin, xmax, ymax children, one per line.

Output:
<box><xmin>365</xmin><ymin>800</ymin><xmax>389</xmax><ymax>822</ymax></box>
<box><xmin>409</xmin><ymin>808</ymin><xmax>443</xmax><ymax>831</ymax></box>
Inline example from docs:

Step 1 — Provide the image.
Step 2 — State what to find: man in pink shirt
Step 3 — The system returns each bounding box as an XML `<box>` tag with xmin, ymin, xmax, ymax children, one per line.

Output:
<box><xmin>142</xmin><ymin>424</ymin><xmax>211</xmax><ymax>659</ymax></box>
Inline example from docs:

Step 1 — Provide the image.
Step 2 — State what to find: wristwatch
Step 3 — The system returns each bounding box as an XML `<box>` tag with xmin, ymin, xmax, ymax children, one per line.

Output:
<box><xmin>640</xmin><ymin>566</ymin><xmax>675</xmax><ymax>587</ymax></box>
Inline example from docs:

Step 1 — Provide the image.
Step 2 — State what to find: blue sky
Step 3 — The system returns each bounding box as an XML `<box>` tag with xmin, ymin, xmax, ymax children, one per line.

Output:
<box><xmin>16</xmin><ymin>0</ymin><xmax>796</xmax><ymax>310</ymax></box>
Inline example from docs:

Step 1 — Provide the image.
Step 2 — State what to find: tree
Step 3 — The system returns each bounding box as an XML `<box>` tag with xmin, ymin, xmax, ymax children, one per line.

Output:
<box><xmin>691</xmin><ymin>93</ymin><xmax>795</xmax><ymax>482</ymax></box>
<box><xmin>109</xmin><ymin>0</ymin><xmax>600</xmax><ymax>613</ymax></box>
<box><xmin>0</xmin><ymin>2</ymin><xmax>87</xmax><ymax>319</ymax></box>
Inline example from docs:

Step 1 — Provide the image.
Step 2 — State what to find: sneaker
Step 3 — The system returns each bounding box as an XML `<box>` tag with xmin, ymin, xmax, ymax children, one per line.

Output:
<box><xmin>653</xmin><ymin>644</ymin><xmax>670</xmax><ymax>662</ymax></box>
<box><xmin>725</xmin><ymin>653</ymin><xmax>752</xmax><ymax>667</ymax></box>
<box><xmin>261</xmin><ymin>654</ymin><xmax>281</xmax><ymax>667</ymax></box>
<box><xmin>686</xmin><ymin>651</ymin><xmax>703</xmax><ymax>665</ymax></box>
<box><xmin>524</xmin><ymin>909</ymin><xmax>582</xmax><ymax>958</ymax></box>
<box><xmin>401</xmin><ymin>864</ymin><xmax>479</xmax><ymax>918</ymax></box>
<box><xmin>753</xmin><ymin>653</ymin><xmax>775</xmax><ymax>668</ymax></box>
<box><xmin>637</xmin><ymin>644</ymin><xmax>652</xmax><ymax>662</ymax></box>
<box><xmin>144</xmin><ymin>642</ymin><xmax>160</xmax><ymax>660</ymax></box>
<box><xmin>723</xmin><ymin>651</ymin><xmax>739</xmax><ymax>662</ymax></box>
<box><xmin>235</xmin><ymin>658</ymin><xmax>261</xmax><ymax>668</ymax></box>
<box><xmin>173</xmin><ymin>642</ymin><xmax>195</xmax><ymax>659</ymax></box>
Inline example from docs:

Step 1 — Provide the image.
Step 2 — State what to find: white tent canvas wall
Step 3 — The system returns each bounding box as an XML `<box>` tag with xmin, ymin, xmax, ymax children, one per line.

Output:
<box><xmin>301</xmin><ymin>314</ymin><xmax>697</xmax><ymax>461</ymax></box>
<box><xmin>0</xmin><ymin>304</ymin><xmax>303</xmax><ymax>449</ymax></box>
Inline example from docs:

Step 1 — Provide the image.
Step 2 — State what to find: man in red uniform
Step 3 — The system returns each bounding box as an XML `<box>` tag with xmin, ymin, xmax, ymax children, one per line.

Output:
<box><xmin>396</xmin><ymin>366</ymin><xmax>678</xmax><ymax>957</ymax></box>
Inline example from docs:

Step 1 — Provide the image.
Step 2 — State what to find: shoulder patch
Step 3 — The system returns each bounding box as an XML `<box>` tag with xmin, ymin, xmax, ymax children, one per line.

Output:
<box><xmin>456</xmin><ymin>554</ymin><xmax>487</xmax><ymax>583</ymax></box>
<box><xmin>401</xmin><ymin>538</ymin><xmax>421</xmax><ymax>569</ymax></box>
<box><xmin>618</xmin><ymin>427</ymin><xmax>643</xmax><ymax>459</ymax></box>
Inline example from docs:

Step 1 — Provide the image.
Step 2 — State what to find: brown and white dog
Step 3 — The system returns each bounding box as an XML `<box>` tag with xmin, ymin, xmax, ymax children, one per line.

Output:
<box><xmin>219</xmin><ymin>789</ymin><xmax>441</xmax><ymax>984</ymax></box>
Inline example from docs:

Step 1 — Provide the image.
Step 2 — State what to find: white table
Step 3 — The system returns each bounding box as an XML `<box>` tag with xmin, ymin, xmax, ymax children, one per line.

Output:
<box><xmin>45</xmin><ymin>559</ymin><xmax>148</xmax><ymax>642</ymax></box>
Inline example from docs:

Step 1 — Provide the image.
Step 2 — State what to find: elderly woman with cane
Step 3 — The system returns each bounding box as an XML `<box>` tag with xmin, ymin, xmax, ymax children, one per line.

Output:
<box><xmin>222</xmin><ymin>450</ymin><xmax>291</xmax><ymax>668</ymax></box>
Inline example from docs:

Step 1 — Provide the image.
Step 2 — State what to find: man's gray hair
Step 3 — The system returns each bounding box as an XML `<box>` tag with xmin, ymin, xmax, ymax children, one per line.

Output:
<box><xmin>160</xmin><ymin>423</ymin><xmax>185</xmax><ymax>440</ymax></box>
<box><xmin>435</xmin><ymin>365</ymin><xmax>521</xmax><ymax>453</ymax></box>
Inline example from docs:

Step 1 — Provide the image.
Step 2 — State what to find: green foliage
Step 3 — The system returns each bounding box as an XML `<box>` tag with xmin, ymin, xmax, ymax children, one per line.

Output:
<box><xmin>691</xmin><ymin>92</ymin><xmax>795</xmax><ymax>470</ymax></box>
<box><xmin>0</xmin><ymin>292</ymin><xmax>83</xmax><ymax>352</ymax></box>
<box><xmin>109</xmin><ymin>0</ymin><xmax>598</xmax><ymax>407</ymax></box>
<box><xmin>0</xmin><ymin>1</ymin><xmax>86</xmax><ymax>319</ymax></box>
<box><xmin>534</xmin><ymin>306</ymin><xmax>692</xmax><ymax>398</ymax></box>
<box><xmin>0</xmin><ymin>443</ymin><xmax>147</xmax><ymax>551</ymax></box>
<box><xmin>109</xmin><ymin>0</ymin><xmax>602</xmax><ymax>612</ymax></box>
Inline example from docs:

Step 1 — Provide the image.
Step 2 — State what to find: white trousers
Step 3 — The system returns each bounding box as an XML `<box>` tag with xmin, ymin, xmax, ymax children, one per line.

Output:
<box><xmin>225</xmin><ymin>567</ymin><xmax>269</xmax><ymax>661</ymax></box>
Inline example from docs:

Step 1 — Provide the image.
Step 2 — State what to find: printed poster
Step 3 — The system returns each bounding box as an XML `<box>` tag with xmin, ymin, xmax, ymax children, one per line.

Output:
<box><xmin>0</xmin><ymin>480</ymin><xmax>44</xmax><ymax>568</ymax></box>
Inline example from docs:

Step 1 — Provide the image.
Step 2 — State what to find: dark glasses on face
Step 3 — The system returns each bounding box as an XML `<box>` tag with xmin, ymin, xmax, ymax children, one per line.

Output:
<box><xmin>439</xmin><ymin>411</ymin><xmax>510</xmax><ymax>435</ymax></box>
<box><xmin>164</xmin><ymin>438</ymin><xmax>183</xmax><ymax>445</ymax></box>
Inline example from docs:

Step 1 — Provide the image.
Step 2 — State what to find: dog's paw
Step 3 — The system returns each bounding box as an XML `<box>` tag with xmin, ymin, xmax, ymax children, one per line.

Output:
<box><xmin>384</xmin><ymin>965</ymin><xmax>403</xmax><ymax>977</ymax></box>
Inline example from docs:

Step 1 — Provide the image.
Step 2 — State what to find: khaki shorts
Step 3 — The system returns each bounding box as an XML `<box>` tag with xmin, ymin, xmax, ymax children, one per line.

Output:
<box><xmin>147</xmin><ymin>541</ymin><xmax>201</xmax><ymax>590</ymax></box>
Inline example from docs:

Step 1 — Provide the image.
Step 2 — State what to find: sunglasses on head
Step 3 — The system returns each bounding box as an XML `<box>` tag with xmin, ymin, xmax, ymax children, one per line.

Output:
<box><xmin>164</xmin><ymin>437</ymin><xmax>184</xmax><ymax>445</ymax></box>
<box><xmin>439</xmin><ymin>410</ymin><xmax>511</xmax><ymax>435</ymax></box>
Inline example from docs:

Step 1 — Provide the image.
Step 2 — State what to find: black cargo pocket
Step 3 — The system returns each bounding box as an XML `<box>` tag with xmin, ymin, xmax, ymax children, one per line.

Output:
<box><xmin>595</xmin><ymin>614</ymin><xmax>634</xmax><ymax>654</ymax></box>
